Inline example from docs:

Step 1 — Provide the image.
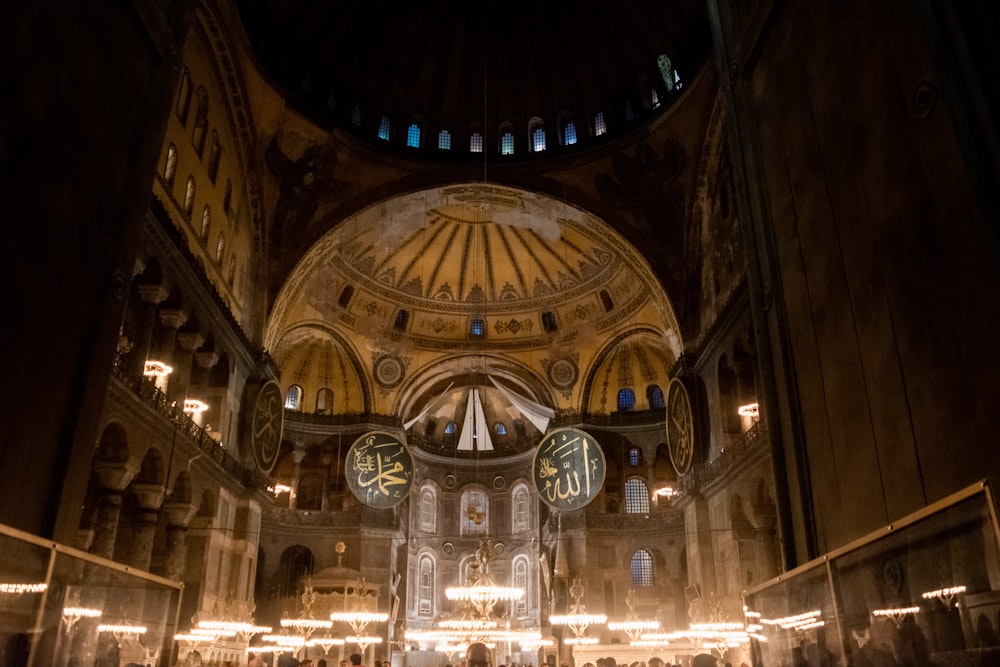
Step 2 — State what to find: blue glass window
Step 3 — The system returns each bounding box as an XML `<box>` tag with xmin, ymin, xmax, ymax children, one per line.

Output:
<box><xmin>647</xmin><ymin>384</ymin><xmax>665</xmax><ymax>409</ymax></box>
<box><xmin>617</xmin><ymin>388</ymin><xmax>636</xmax><ymax>411</ymax></box>
<box><xmin>564</xmin><ymin>121</ymin><xmax>577</xmax><ymax>145</ymax></box>
<box><xmin>378</xmin><ymin>115</ymin><xmax>391</xmax><ymax>140</ymax></box>
<box><xmin>501</xmin><ymin>132</ymin><xmax>515</xmax><ymax>155</ymax></box>
<box><xmin>630</xmin><ymin>549</ymin><xmax>653</xmax><ymax>587</ymax></box>
<box><xmin>438</xmin><ymin>130</ymin><xmax>452</xmax><ymax>150</ymax></box>
<box><xmin>406</xmin><ymin>123</ymin><xmax>421</xmax><ymax>148</ymax></box>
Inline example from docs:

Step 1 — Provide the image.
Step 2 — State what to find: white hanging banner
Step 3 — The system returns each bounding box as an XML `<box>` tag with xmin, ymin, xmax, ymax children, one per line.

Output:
<box><xmin>489</xmin><ymin>376</ymin><xmax>553</xmax><ymax>433</ymax></box>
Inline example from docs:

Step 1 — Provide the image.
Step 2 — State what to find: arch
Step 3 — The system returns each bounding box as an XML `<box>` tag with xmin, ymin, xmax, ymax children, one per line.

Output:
<box><xmin>191</xmin><ymin>86</ymin><xmax>209</xmax><ymax>156</ymax></box>
<box><xmin>624</xmin><ymin>477</ymin><xmax>650</xmax><ymax>514</ymax></box>
<box><xmin>95</xmin><ymin>422</ymin><xmax>129</xmax><ymax>463</ymax></box>
<box><xmin>617</xmin><ymin>387</ymin><xmax>636</xmax><ymax>411</ymax></box>
<box><xmin>460</xmin><ymin>487</ymin><xmax>489</xmax><ymax>536</ymax></box>
<box><xmin>164</xmin><ymin>143</ymin><xmax>178</xmax><ymax>186</ymax></box>
<box><xmin>417</xmin><ymin>553</ymin><xmax>435</xmax><ymax>616</ymax></box>
<box><xmin>418</xmin><ymin>484</ymin><xmax>437</xmax><ymax>533</ymax></box>
<box><xmin>197</xmin><ymin>488</ymin><xmax>216</xmax><ymax>518</ymax></box>
<box><xmin>176</xmin><ymin>67</ymin><xmax>193</xmax><ymax>124</ymax></box>
<box><xmin>207</xmin><ymin>130</ymin><xmax>222</xmax><ymax>182</ymax></box>
<box><xmin>316</xmin><ymin>387</ymin><xmax>333</xmax><ymax>414</ymax></box>
<box><xmin>647</xmin><ymin>384</ymin><xmax>665</xmax><ymax>409</ymax></box>
<box><xmin>201</xmin><ymin>206</ymin><xmax>211</xmax><ymax>240</ymax></box>
<box><xmin>184</xmin><ymin>176</ymin><xmax>196</xmax><ymax>215</ymax></box>
<box><xmin>512</xmin><ymin>554</ymin><xmax>530</xmax><ymax>616</ymax></box>
<box><xmin>297</xmin><ymin>474</ymin><xmax>324</xmax><ymax>510</ymax></box>
<box><xmin>630</xmin><ymin>548</ymin><xmax>654</xmax><ymax>587</ymax></box>
<box><xmin>135</xmin><ymin>448</ymin><xmax>165</xmax><ymax>486</ymax></box>
<box><xmin>511</xmin><ymin>483</ymin><xmax>530</xmax><ymax>533</ymax></box>
<box><xmin>277</xmin><ymin>545</ymin><xmax>316</xmax><ymax>598</ymax></box>
<box><xmin>528</xmin><ymin>116</ymin><xmax>546</xmax><ymax>152</ymax></box>
<box><xmin>284</xmin><ymin>384</ymin><xmax>303</xmax><ymax>411</ymax></box>
<box><xmin>168</xmin><ymin>470</ymin><xmax>193</xmax><ymax>504</ymax></box>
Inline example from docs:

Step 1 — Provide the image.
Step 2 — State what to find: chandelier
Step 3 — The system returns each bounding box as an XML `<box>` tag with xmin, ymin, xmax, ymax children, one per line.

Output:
<box><xmin>444</xmin><ymin>539</ymin><xmax>523</xmax><ymax>619</ymax></box>
<box><xmin>280</xmin><ymin>587</ymin><xmax>333</xmax><ymax>641</ymax></box>
<box><xmin>550</xmin><ymin>579</ymin><xmax>606</xmax><ymax>643</ymax></box>
<box><xmin>328</xmin><ymin>578</ymin><xmax>389</xmax><ymax>652</ymax></box>
<box><xmin>607</xmin><ymin>589</ymin><xmax>659</xmax><ymax>642</ymax></box>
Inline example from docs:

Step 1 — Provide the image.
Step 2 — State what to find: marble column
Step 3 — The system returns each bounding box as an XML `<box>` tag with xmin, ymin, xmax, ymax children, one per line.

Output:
<box><xmin>172</xmin><ymin>329</ymin><xmax>205</xmax><ymax>408</ymax></box>
<box><xmin>162</xmin><ymin>501</ymin><xmax>198</xmax><ymax>582</ymax></box>
<box><xmin>128</xmin><ymin>482</ymin><xmax>166</xmax><ymax>571</ymax></box>
<box><xmin>157</xmin><ymin>308</ymin><xmax>188</xmax><ymax>399</ymax></box>
<box><xmin>128</xmin><ymin>283</ymin><xmax>169</xmax><ymax>379</ymax></box>
<box><xmin>89</xmin><ymin>459</ymin><xmax>137</xmax><ymax>560</ymax></box>
<box><xmin>750</xmin><ymin>498</ymin><xmax>779</xmax><ymax>580</ymax></box>
<box><xmin>289</xmin><ymin>446</ymin><xmax>306</xmax><ymax>509</ymax></box>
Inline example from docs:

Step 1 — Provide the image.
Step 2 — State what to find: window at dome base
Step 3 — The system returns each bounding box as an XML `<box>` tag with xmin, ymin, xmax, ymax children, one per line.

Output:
<box><xmin>378</xmin><ymin>115</ymin><xmax>391</xmax><ymax>141</ymax></box>
<box><xmin>284</xmin><ymin>385</ymin><xmax>303</xmax><ymax>411</ymax></box>
<box><xmin>351</xmin><ymin>105</ymin><xmax>363</xmax><ymax>126</ymax></box>
<box><xmin>470</xmin><ymin>132</ymin><xmax>483</xmax><ymax>153</ymax></box>
<box><xmin>407</xmin><ymin>123</ymin><xmax>421</xmax><ymax>148</ymax></box>
<box><xmin>647</xmin><ymin>384</ymin><xmax>665</xmax><ymax>409</ymax></box>
<box><xmin>594</xmin><ymin>111</ymin><xmax>607</xmax><ymax>136</ymax></box>
<box><xmin>564</xmin><ymin>121</ymin><xmax>577</xmax><ymax>146</ymax></box>
<box><xmin>437</xmin><ymin>130</ymin><xmax>452</xmax><ymax>150</ymax></box>
<box><xmin>617</xmin><ymin>388</ymin><xmax>636</xmax><ymax>411</ymax></box>
<box><xmin>501</xmin><ymin>132</ymin><xmax>514</xmax><ymax>156</ymax></box>
<box><xmin>470</xmin><ymin>318</ymin><xmax>485</xmax><ymax>337</ymax></box>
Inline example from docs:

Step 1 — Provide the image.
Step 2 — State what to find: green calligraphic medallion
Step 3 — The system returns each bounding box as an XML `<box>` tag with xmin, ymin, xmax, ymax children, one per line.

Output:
<box><xmin>250</xmin><ymin>380</ymin><xmax>284</xmax><ymax>474</ymax></box>
<box><xmin>533</xmin><ymin>427</ymin><xmax>606</xmax><ymax>510</ymax></box>
<box><xmin>346</xmin><ymin>432</ymin><xmax>414</xmax><ymax>508</ymax></box>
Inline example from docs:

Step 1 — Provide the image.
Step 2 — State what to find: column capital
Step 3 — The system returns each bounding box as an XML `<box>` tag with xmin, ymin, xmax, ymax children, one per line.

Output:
<box><xmin>137</xmin><ymin>283</ymin><xmax>170</xmax><ymax>305</ymax></box>
<box><xmin>162</xmin><ymin>501</ymin><xmax>198</xmax><ymax>528</ymax></box>
<box><xmin>159</xmin><ymin>308</ymin><xmax>189</xmax><ymax>329</ymax></box>
<box><xmin>130</xmin><ymin>482</ymin><xmax>166</xmax><ymax>511</ymax></box>
<box><xmin>177</xmin><ymin>330</ymin><xmax>205</xmax><ymax>352</ymax></box>
<box><xmin>195</xmin><ymin>350</ymin><xmax>220</xmax><ymax>369</ymax></box>
<box><xmin>92</xmin><ymin>459</ymin><xmax>137</xmax><ymax>493</ymax></box>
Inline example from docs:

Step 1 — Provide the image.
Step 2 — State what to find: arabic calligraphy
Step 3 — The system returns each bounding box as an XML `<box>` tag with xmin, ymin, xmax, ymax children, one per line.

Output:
<box><xmin>666</xmin><ymin>378</ymin><xmax>694</xmax><ymax>474</ymax></box>
<box><xmin>346</xmin><ymin>432</ymin><xmax>413</xmax><ymax>508</ymax></box>
<box><xmin>532</xmin><ymin>428</ymin><xmax>606</xmax><ymax>510</ymax></box>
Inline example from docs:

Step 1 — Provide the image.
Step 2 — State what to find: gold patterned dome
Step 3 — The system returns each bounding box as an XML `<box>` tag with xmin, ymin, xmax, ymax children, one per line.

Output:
<box><xmin>265</xmin><ymin>184</ymin><xmax>682</xmax><ymax>451</ymax></box>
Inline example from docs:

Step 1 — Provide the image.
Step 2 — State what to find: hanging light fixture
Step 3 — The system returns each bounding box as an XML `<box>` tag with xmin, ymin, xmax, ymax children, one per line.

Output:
<box><xmin>550</xmin><ymin>579</ymin><xmax>606</xmax><ymax>644</ymax></box>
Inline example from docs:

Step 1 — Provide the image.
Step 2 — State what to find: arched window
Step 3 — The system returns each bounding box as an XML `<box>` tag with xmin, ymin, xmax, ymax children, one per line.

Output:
<box><xmin>191</xmin><ymin>86</ymin><xmax>209</xmax><ymax>156</ymax></box>
<box><xmin>470</xmin><ymin>132</ymin><xmax>484</xmax><ymax>153</ymax></box>
<box><xmin>228</xmin><ymin>256</ymin><xmax>237</xmax><ymax>286</ymax></box>
<box><xmin>625</xmin><ymin>478</ymin><xmax>650</xmax><ymax>514</ymax></box>
<box><xmin>628</xmin><ymin>447</ymin><xmax>642</xmax><ymax>466</ymax></box>
<box><xmin>419</xmin><ymin>486</ymin><xmax>436</xmax><ymax>533</ymax></box>
<box><xmin>406</xmin><ymin>123</ymin><xmax>421</xmax><ymax>148</ymax></box>
<box><xmin>529</xmin><ymin>117</ymin><xmax>546</xmax><ymax>152</ymax></box>
<box><xmin>647</xmin><ymin>384</ymin><xmax>665</xmax><ymax>409</ymax></box>
<box><xmin>542</xmin><ymin>311</ymin><xmax>557</xmax><ymax>333</ymax></box>
<box><xmin>164</xmin><ymin>144</ymin><xmax>178</xmax><ymax>185</ymax></box>
<box><xmin>444</xmin><ymin>421</ymin><xmax>457</xmax><ymax>435</ymax></box>
<box><xmin>215</xmin><ymin>233</ymin><xmax>225</xmax><ymax>263</ymax></box>
<box><xmin>377</xmin><ymin>115</ymin><xmax>391</xmax><ymax>141</ymax></box>
<box><xmin>437</xmin><ymin>130</ymin><xmax>452</xmax><ymax>150</ymax></box>
<box><xmin>599</xmin><ymin>289</ymin><xmax>614</xmax><ymax>312</ymax></box>
<box><xmin>512</xmin><ymin>555</ymin><xmax>529</xmax><ymax>616</ymax></box>
<box><xmin>201</xmin><ymin>206</ymin><xmax>211</xmax><ymax>240</ymax></box>
<box><xmin>297</xmin><ymin>475</ymin><xmax>323</xmax><ymax>511</ymax></box>
<box><xmin>594</xmin><ymin>111</ymin><xmax>608</xmax><ymax>136</ymax></box>
<box><xmin>184</xmin><ymin>176</ymin><xmax>196</xmax><ymax>215</ymax></box>
<box><xmin>651</xmin><ymin>88</ymin><xmax>661</xmax><ymax>109</ymax></box>
<box><xmin>424</xmin><ymin>419</ymin><xmax>437</xmax><ymax>437</ymax></box>
<box><xmin>176</xmin><ymin>68</ymin><xmax>192</xmax><ymax>124</ymax></box>
<box><xmin>316</xmin><ymin>388</ymin><xmax>333</xmax><ymax>414</ymax></box>
<box><xmin>207</xmin><ymin>130</ymin><xmax>222</xmax><ymax>182</ymax></box>
<box><xmin>630</xmin><ymin>548</ymin><xmax>654</xmax><ymax>588</ymax></box>
<box><xmin>512</xmin><ymin>485</ymin><xmax>529</xmax><ymax>533</ymax></box>
<box><xmin>563</xmin><ymin>121</ymin><xmax>578</xmax><ymax>146</ymax></box>
<box><xmin>351</xmin><ymin>105</ymin><xmax>363</xmax><ymax>126</ymax></box>
<box><xmin>657</xmin><ymin>54</ymin><xmax>677</xmax><ymax>93</ymax></box>
<box><xmin>469</xmin><ymin>318</ymin><xmax>485</xmax><ymax>338</ymax></box>
<box><xmin>461</xmin><ymin>488</ymin><xmax>488</xmax><ymax>535</ymax></box>
<box><xmin>284</xmin><ymin>385</ymin><xmax>303</xmax><ymax>411</ymax></box>
<box><xmin>418</xmin><ymin>555</ymin><xmax>435</xmax><ymax>616</ymax></box>
<box><xmin>223</xmin><ymin>179</ymin><xmax>233</xmax><ymax>214</ymax></box>
<box><xmin>338</xmin><ymin>285</ymin><xmax>354</xmax><ymax>308</ymax></box>
<box><xmin>278</xmin><ymin>546</ymin><xmax>315</xmax><ymax>598</ymax></box>
<box><xmin>394</xmin><ymin>309</ymin><xmax>409</xmax><ymax>332</ymax></box>
<box><xmin>617</xmin><ymin>388</ymin><xmax>636</xmax><ymax>411</ymax></box>
<box><xmin>495</xmin><ymin>422</ymin><xmax>507</xmax><ymax>436</ymax></box>
<box><xmin>624</xmin><ymin>99</ymin><xmax>635</xmax><ymax>122</ymax></box>
<box><xmin>500</xmin><ymin>129</ymin><xmax>515</xmax><ymax>155</ymax></box>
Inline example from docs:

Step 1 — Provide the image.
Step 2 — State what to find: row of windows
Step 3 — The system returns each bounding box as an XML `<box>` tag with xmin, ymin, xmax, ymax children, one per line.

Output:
<box><xmin>414</xmin><ymin>547</ymin><xmax>655</xmax><ymax>617</ymax></box>
<box><xmin>284</xmin><ymin>385</ymin><xmax>335</xmax><ymax>414</ymax></box>
<box><xmin>417</xmin><ymin>485</ymin><xmax>532</xmax><ymax>536</ymax></box>
<box><xmin>617</xmin><ymin>385</ymin><xmax>666</xmax><ymax>411</ymax></box>
<box><xmin>352</xmin><ymin>56</ymin><xmax>682</xmax><ymax>158</ymax></box>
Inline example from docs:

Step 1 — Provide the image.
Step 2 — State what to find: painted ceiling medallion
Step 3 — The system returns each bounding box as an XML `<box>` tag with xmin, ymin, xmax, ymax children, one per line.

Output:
<box><xmin>374</xmin><ymin>353</ymin><xmax>405</xmax><ymax>388</ymax></box>
<box><xmin>547</xmin><ymin>358</ymin><xmax>579</xmax><ymax>390</ymax></box>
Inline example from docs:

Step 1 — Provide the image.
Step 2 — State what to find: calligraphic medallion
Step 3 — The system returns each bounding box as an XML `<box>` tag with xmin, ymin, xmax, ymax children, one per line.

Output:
<box><xmin>666</xmin><ymin>377</ymin><xmax>695</xmax><ymax>475</ymax></box>
<box><xmin>532</xmin><ymin>427</ymin><xmax>606</xmax><ymax>510</ymax></box>
<box><xmin>345</xmin><ymin>431</ymin><xmax>414</xmax><ymax>508</ymax></box>
<box><xmin>250</xmin><ymin>380</ymin><xmax>284</xmax><ymax>474</ymax></box>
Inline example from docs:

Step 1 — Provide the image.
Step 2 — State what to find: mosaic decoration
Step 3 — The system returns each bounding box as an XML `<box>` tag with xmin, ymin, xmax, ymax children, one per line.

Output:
<box><xmin>374</xmin><ymin>353</ymin><xmax>405</xmax><ymax>388</ymax></box>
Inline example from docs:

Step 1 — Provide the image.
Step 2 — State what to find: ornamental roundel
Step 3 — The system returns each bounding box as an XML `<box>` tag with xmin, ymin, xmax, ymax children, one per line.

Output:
<box><xmin>373</xmin><ymin>353</ymin><xmax>405</xmax><ymax>388</ymax></box>
<box><xmin>532</xmin><ymin>427</ymin><xmax>606</xmax><ymax>511</ymax></box>
<box><xmin>666</xmin><ymin>377</ymin><xmax>695</xmax><ymax>475</ymax></box>
<box><xmin>547</xmin><ymin>357</ymin><xmax>579</xmax><ymax>390</ymax></box>
<box><xmin>250</xmin><ymin>380</ymin><xmax>284</xmax><ymax>474</ymax></box>
<box><xmin>345</xmin><ymin>431</ymin><xmax>414</xmax><ymax>508</ymax></box>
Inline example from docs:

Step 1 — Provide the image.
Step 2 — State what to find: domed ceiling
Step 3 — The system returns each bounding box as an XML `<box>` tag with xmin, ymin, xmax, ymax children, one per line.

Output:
<box><xmin>266</xmin><ymin>184</ymin><xmax>682</xmax><ymax>456</ymax></box>
<box><xmin>237</xmin><ymin>0</ymin><xmax>711</xmax><ymax>158</ymax></box>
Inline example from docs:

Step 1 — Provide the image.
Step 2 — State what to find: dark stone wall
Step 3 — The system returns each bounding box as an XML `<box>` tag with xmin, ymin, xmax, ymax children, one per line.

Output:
<box><xmin>0</xmin><ymin>1</ymin><xmax>193</xmax><ymax>540</ymax></box>
<box><xmin>711</xmin><ymin>0</ymin><xmax>1000</xmax><ymax>564</ymax></box>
